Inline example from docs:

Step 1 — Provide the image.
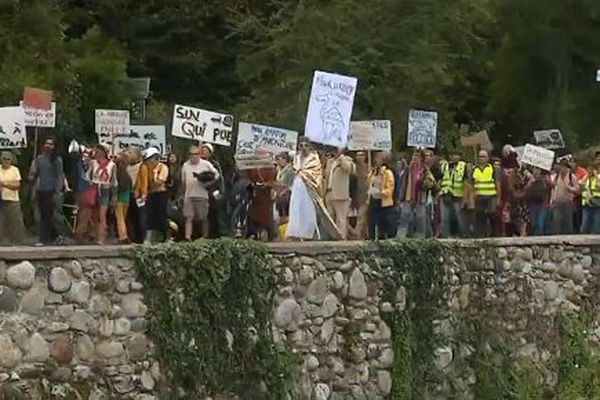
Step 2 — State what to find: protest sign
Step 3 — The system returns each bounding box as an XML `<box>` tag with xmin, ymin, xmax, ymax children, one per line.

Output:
<box><xmin>95</xmin><ymin>109</ymin><xmax>130</xmax><ymax>142</ymax></box>
<box><xmin>520</xmin><ymin>144</ymin><xmax>555</xmax><ymax>171</ymax></box>
<box><xmin>460</xmin><ymin>131</ymin><xmax>492</xmax><ymax>151</ymax></box>
<box><xmin>113</xmin><ymin>125</ymin><xmax>167</xmax><ymax>154</ymax></box>
<box><xmin>348</xmin><ymin>120</ymin><xmax>392</xmax><ymax>151</ymax></box>
<box><xmin>23</xmin><ymin>87</ymin><xmax>52</xmax><ymax>110</ymax></box>
<box><xmin>19</xmin><ymin>101</ymin><xmax>56</xmax><ymax>128</ymax></box>
<box><xmin>0</xmin><ymin>107</ymin><xmax>27</xmax><ymax>149</ymax></box>
<box><xmin>305</xmin><ymin>70</ymin><xmax>358</xmax><ymax>148</ymax></box>
<box><xmin>515</xmin><ymin>145</ymin><xmax>525</xmax><ymax>162</ymax></box>
<box><xmin>171</xmin><ymin>104</ymin><xmax>234</xmax><ymax>147</ymax></box>
<box><xmin>236</xmin><ymin>122</ymin><xmax>298</xmax><ymax>156</ymax></box>
<box><xmin>407</xmin><ymin>109</ymin><xmax>437</xmax><ymax>148</ymax></box>
<box><xmin>533</xmin><ymin>129</ymin><xmax>565</xmax><ymax>150</ymax></box>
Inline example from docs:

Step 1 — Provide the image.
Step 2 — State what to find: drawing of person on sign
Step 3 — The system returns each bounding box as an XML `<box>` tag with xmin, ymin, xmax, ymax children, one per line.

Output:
<box><xmin>316</xmin><ymin>93</ymin><xmax>345</xmax><ymax>143</ymax></box>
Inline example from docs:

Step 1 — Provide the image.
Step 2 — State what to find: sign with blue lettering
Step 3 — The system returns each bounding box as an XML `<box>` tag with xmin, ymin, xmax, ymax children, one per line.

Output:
<box><xmin>235</xmin><ymin>122</ymin><xmax>298</xmax><ymax>170</ymax></box>
<box><xmin>236</xmin><ymin>122</ymin><xmax>298</xmax><ymax>156</ymax></box>
<box><xmin>348</xmin><ymin>120</ymin><xmax>392</xmax><ymax>151</ymax></box>
<box><xmin>407</xmin><ymin>109</ymin><xmax>437</xmax><ymax>149</ymax></box>
<box><xmin>171</xmin><ymin>104</ymin><xmax>233</xmax><ymax>147</ymax></box>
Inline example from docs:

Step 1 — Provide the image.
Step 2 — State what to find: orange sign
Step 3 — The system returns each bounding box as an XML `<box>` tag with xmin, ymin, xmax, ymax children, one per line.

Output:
<box><xmin>23</xmin><ymin>87</ymin><xmax>53</xmax><ymax>111</ymax></box>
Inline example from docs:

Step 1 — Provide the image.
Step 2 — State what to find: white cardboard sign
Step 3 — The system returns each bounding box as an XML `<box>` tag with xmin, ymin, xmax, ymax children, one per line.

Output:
<box><xmin>113</xmin><ymin>125</ymin><xmax>167</xmax><ymax>155</ymax></box>
<box><xmin>348</xmin><ymin>120</ymin><xmax>392</xmax><ymax>151</ymax></box>
<box><xmin>520</xmin><ymin>144</ymin><xmax>555</xmax><ymax>172</ymax></box>
<box><xmin>95</xmin><ymin>109</ymin><xmax>130</xmax><ymax>142</ymax></box>
<box><xmin>0</xmin><ymin>107</ymin><xmax>27</xmax><ymax>149</ymax></box>
<box><xmin>236</xmin><ymin>122</ymin><xmax>298</xmax><ymax>156</ymax></box>
<box><xmin>407</xmin><ymin>109</ymin><xmax>437</xmax><ymax>148</ymax></box>
<box><xmin>171</xmin><ymin>104</ymin><xmax>233</xmax><ymax>147</ymax></box>
<box><xmin>533</xmin><ymin>129</ymin><xmax>565</xmax><ymax>150</ymax></box>
<box><xmin>20</xmin><ymin>101</ymin><xmax>56</xmax><ymax>128</ymax></box>
<box><xmin>305</xmin><ymin>70</ymin><xmax>358</xmax><ymax>148</ymax></box>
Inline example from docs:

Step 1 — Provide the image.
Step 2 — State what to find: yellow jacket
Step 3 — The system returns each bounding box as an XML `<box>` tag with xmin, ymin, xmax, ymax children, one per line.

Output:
<box><xmin>133</xmin><ymin>163</ymin><xmax>149</xmax><ymax>200</ymax></box>
<box><xmin>368</xmin><ymin>166</ymin><xmax>395</xmax><ymax>208</ymax></box>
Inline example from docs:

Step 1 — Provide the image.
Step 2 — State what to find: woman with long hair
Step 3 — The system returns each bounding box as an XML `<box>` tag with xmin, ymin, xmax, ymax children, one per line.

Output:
<box><xmin>88</xmin><ymin>144</ymin><xmax>117</xmax><ymax>245</ymax></box>
<box><xmin>166</xmin><ymin>152</ymin><xmax>181</xmax><ymax>202</ymax></box>
<box><xmin>367</xmin><ymin>152</ymin><xmax>396</xmax><ymax>239</ymax></box>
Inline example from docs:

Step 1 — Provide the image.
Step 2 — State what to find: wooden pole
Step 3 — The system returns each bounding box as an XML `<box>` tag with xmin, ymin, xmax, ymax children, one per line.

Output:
<box><xmin>33</xmin><ymin>127</ymin><xmax>39</xmax><ymax>156</ymax></box>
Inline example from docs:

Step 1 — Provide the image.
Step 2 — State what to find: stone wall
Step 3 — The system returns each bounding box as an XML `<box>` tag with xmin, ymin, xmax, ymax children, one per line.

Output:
<box><xmin>0</xmin><ymin>255</ymin><xmax>157</xmax><ymax>400</ymax></box>
<box><xmin>0</xmin><ymin>236</ymin><xmax>599</xmax><ymax>399</ymax></box>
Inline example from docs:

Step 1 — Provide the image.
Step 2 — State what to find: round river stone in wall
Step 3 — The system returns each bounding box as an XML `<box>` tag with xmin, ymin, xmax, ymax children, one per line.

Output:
<box><xmin>49</xmin><ymin>267</ymin><xmax>72</xmax><ymax>293</ymax></box>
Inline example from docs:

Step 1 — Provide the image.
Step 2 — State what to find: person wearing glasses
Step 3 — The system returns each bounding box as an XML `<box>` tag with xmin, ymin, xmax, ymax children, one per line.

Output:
<box><xmin>181</xmin><ymin>145</ymin><xmax>220</xmax><ymax>241</ymax></box>
<box><xmin>0</xmin><ymin>152</ymin><xmax>25</xmax><ymax>245</ymax></box>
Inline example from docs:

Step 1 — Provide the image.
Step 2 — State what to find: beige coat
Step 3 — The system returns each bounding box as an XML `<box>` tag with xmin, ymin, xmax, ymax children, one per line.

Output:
<box><xmin>324</xmin><ymin>155</ymin><xmax>355</xmax><ymax>201</ymax></box>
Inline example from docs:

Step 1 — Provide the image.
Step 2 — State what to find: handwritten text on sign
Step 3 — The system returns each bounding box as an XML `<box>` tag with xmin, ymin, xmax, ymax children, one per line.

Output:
<box><xmin>0</xmin><ymin>107</ymin><xmax>27</xmax><ymax>149</ymax></box>
<box><xmin>236</xmin><ymin>122</ymin><xmax>298</xmax><ymax>156</ymax></box>
<box><xmin>20</xmin><ymin>101</ymin><xmax>56</xmax><ymax>128</ymax></box>
<box><xmin>171</xmin><ymin>104</ymin><xmax>233</xmax><ymax>147</ymax></box>
<box><xmin>348</xmin><ymin>120</ymin><xmax>392</xmax><ymax>151</ymax></box>
<box><xmin>113</xmin><ymin>125</ymin><xmax>167</xmax><ymax>155</ymax></box>
<box><xmin>520</xmin><ymin>144</ymin><xmax>555</xmax><ymax>172</ymax></box>
<box><xmin>407</xmin><ymin>109</ymin><xmax>438</xmax><ymax>148</ymax></box>
<box><xmin>305</xmin><ymin>70</ymin><xmax>358</xmax><ymax>148</ymax></box>
<box><xmin>95</xmin><ymin>109</ymin><xmax>130</xmax><ymax>141</ymax></box>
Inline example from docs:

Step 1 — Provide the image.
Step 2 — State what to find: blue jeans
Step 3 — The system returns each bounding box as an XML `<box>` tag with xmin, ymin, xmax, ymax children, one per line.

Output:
<box><xmin>397</xmin><ymin>203</ymin><xmax>432</xmax><ymax>238</ymax></box>
<box><xmin>529</xmin><ymin>203</ymin><xmax>547</xmax><ymax>236</ymax></box>
<box><xmin>440</xmin><ymin>197</ymin><xmax>466</xmax><ymax>238</ymax></box>
<box><xmin>580</xmin><ymin>206</ymin><xmax>600</xmax><ymax>234</ymax></box>
<box><xmin>368</xmin><ymin>200</ymin><xmax>397</xmax><ymax>240</ymax></box>
<box><xmin>551</xmin><ymin>202</ymin><xmax>573</xmax><ymax>235</ymax></box>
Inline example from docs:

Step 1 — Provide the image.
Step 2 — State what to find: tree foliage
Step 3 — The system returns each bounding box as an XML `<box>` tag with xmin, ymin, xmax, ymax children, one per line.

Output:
<box><xmin>1</xmin><ymin>0</ymin><xmax>600</xmax><ymax>150</ymax></box>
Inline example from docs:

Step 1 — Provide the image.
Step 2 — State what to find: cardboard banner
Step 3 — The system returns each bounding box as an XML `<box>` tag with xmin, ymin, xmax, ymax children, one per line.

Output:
<box><xmin>0</xmin><ymin>107</ymin><xmax>27</xmax><ymax>149</ymax></box>
<box><xmin>23</xmin><ymin>87</ymin><xmax>53</xmax><ymax>110</ymax></box>
<box><xmin>305</xmin><ymin>70</ymin><xmax>358</xmax><ymax>148</ymax></box>
<box><xmin>20</xmin><ymin>101</ymin><xmax>56</xmax><ymax>128</ymax></box>
<box><xmin>348</xmin><ymin>120</ymin><xmax>392</xmax><ymax>151</ymax></box>
<box><xmin>460</xmin><ymin>130</ymin><xmax>493</xmax><ymax>151</ymax></box>
<box><xmin>520</xmin><ymin>144</ymin><xmax>555</xmax><ymax>171</ymax></box>
<box><xmin>235</xmin><ymin>153</ymin><xmax>275</xmax><ymax>170</ymax></box>
<box><xmin>171</xmin><ymin>104</ymin><xmax>233</xmax><ymax>146</ymax></box>
<box><xmin>407</xmin><ymin>109</ymin><xmax>437</xmax><ymax>148</ymax></box>
<box><xmin>95</xmin><ymin>109</ymin><xmax>130</xmax><ymax>142</ymax></box>
<box><xmin>533</xmin><ymin>129</ymin><xmax>564</xmax><ymax>150</ymax></box>
<box><xmin>113</xmin><ymin>125</ymin><xmax>167</xmax><ymax>155</ymax></box>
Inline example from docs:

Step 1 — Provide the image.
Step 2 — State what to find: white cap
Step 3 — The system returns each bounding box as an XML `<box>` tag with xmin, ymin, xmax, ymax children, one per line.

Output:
<box><xmin>202</xmin><ymin>143</ymin><xmax>214</xmax><ymax>153</ymax></box>
<box><xmin>144</xmin><ymin>147</ymin><xmax>160</xmax><ymax>160</ymax></box>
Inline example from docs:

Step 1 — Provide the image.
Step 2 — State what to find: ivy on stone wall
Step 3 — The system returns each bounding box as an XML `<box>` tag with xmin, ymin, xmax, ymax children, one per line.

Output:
<box><xmin>370</xmin><ymin>239</ymin><xmax>449</xmax><ymax>400</ymax></box>
<box><xmin>134</xmin><ymin>239</ymin><xmax>294</xmax><ymax>399</ymax></box>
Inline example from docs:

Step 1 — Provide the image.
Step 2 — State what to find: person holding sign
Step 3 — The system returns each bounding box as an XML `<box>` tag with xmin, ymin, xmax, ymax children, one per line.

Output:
<box><xmin>324</xmin><ymin>148</ymin><xmax>355</xmax><ymax>239</ymax></box>
<box><xmin>28</xmin><ymin>137</ymin><xmax>65</xmax><ymax>246</ymax></box>
<box><xmin>472</xmin><ymin>150</ymin><xmax>501</xmax><ymax>237</ymax></box>
<box><xmin>439</xmin><ymin>149</ymin><xmax>469</xmax><ymax>237</ymax></box>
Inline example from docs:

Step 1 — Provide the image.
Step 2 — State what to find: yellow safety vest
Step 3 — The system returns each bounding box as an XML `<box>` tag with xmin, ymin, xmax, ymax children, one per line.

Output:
<box><xmin>441</xmin><ymin>161</ymin><xmax>466</xmax><ymax>198</ymax></box>
<box><xmin>473</xmin><ymin>164</ymin><xmax>497</xmax><ymax>196</ymax></box>
<box><xmin>582</xmin><ymin>176</ymin><xmax>600</xmax><ymax>206</ymax></box>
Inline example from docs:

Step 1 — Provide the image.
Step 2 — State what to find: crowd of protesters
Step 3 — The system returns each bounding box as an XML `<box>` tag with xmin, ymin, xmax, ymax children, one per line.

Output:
<box><xmin>0</xmin><ymin>136</ymin><xmax>599</xmax><ymax>246</ymax></box>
